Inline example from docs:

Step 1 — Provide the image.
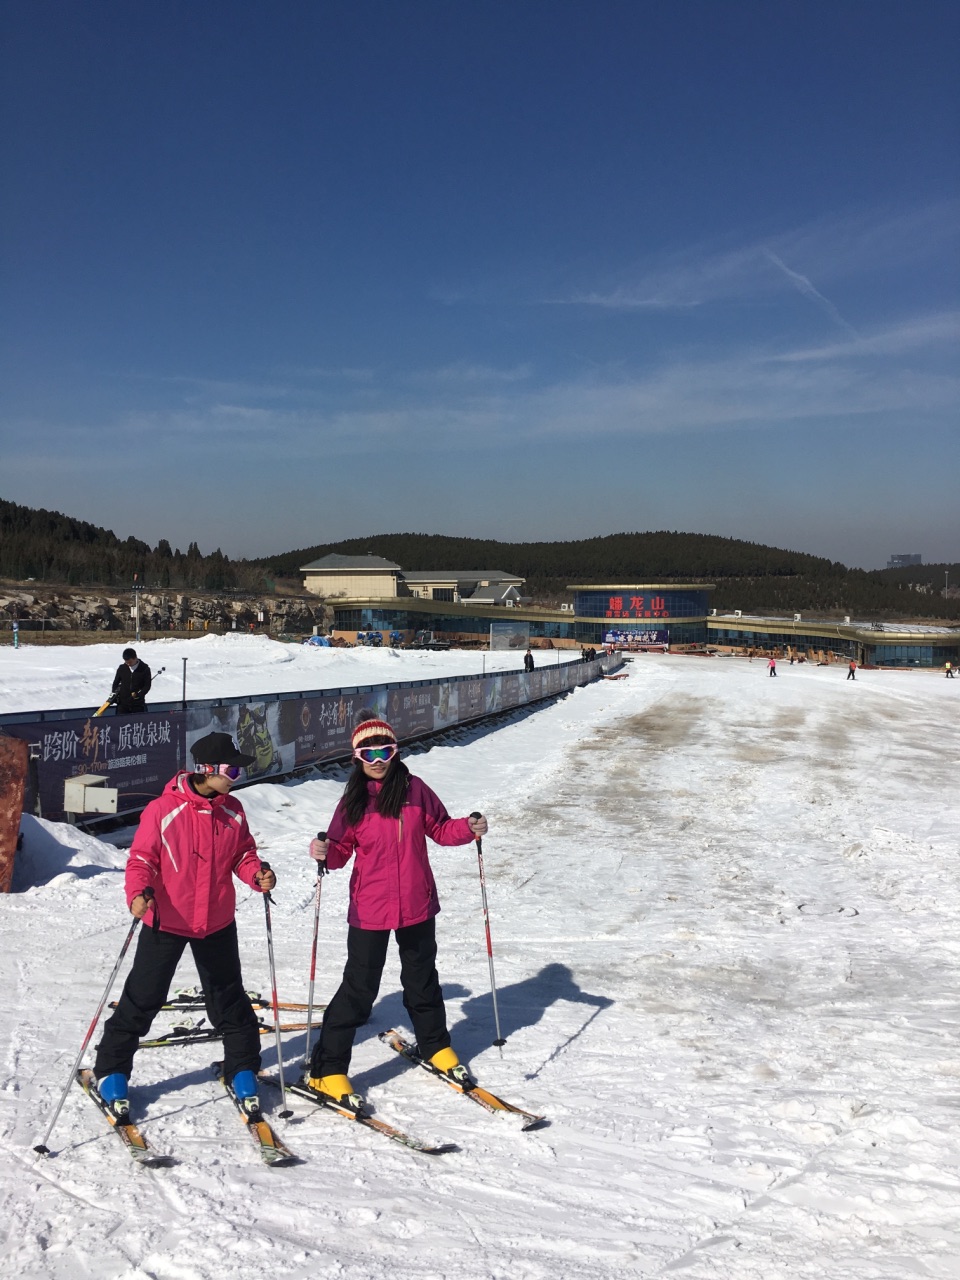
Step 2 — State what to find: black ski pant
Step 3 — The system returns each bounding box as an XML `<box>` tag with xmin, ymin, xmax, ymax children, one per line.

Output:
<box><xmin>94</xmin><ymin>921</ymin><xmax>261</xmax><ymax>1085</ymax></box>
<box><xmin>310</xmin><ymin>917</ymin><xmax>449</xmax><ymax>1077</ymax></box>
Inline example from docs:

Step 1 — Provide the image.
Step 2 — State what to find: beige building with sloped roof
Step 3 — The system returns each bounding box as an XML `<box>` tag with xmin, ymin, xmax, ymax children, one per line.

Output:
<box><xmin>301</xmin><ymin>555</ymin><xmax>526</xmax><ymax>604</ymax></box>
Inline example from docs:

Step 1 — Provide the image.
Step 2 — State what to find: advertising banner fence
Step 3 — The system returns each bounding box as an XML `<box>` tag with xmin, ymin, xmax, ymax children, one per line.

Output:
<box><xmin>4</xmin><ymin>712</ymin><xmax>184</xmax><ymax>822</ymax></box>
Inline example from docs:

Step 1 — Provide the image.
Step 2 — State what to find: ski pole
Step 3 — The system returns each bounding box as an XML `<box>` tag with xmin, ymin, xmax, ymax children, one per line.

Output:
<box><xmin>302</xmin><ymin>832</ymin><xmax>327</xmax><ymax>1069</ymax></box>
<box><xmin>93</xmin><ymin>666</ymin><xmax>166</xmax><ymax>717</ymax></box>
<box><xmin>470</xmin><ymin>812</ymin><xmax>506</xmax><ymax>1052</ymax></box>
<box><xmin>259</xmin><ymin>862</ymin><xmax>292</xmax><ymax>1118</ymax></box>
<box><xmin>33</xmin><ymin>888</ymin><xmax>154</xmax><ymax>1156</ymax></box>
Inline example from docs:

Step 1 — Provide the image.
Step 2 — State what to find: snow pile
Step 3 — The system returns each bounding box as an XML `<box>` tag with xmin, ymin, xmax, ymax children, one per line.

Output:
<box><xmin>1</xmin><ymin>643</ymin><xmax>959</xmax><ymax>1279</ymax></box>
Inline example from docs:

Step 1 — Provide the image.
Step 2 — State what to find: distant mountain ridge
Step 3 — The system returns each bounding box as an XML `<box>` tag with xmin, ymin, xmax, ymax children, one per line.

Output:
<box><xmin>1</xmin><ymin>498</ymin><xmax>957</xmax><ymax>621</ymax></box>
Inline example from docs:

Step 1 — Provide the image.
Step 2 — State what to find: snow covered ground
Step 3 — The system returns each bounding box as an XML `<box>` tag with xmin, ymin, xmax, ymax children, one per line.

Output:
<box><xmin>0</xmin><ymin>632</ymin><xmax>544</xmax><ymax>715</ymax></box>
<box><xmin>2</xmin><ymin>639</ymin><xmax>959</xmax><ymax>1279</ymax></box>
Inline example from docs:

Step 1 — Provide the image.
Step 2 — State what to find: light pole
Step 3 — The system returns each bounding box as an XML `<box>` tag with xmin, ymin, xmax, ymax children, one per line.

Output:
<box><xmin>132</xmin><ymin>575</ymin><xmax>144</xmax><ymax>643</ymax></box>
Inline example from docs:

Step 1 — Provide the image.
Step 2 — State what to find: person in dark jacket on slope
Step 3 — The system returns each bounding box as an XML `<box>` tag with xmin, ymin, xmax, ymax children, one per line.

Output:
<box><xmin>305</xmin><ymin>716</ymin><xmax>487</xmax><ymax>1114</ymax></box>
<box><xmin>111</xmin><ymin>647</ymin><xmax>152</xmax><ymax>713</ymax></box>
<box><xmin>93</xmin><ymin>732</ymin><xmax>276</xmax><ymax>1121</ymax></box>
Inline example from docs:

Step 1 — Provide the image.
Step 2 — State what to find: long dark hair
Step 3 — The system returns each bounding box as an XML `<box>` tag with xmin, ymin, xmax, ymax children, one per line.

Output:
<box><xmin>342</xmin><ymin>745</ymin><xmax>410</xmax><ymax>826</ymax></box>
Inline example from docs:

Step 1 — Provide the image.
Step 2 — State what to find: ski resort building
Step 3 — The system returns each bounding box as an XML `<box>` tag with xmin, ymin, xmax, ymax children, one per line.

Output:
<box><xmin>706</xmin><ymin>614</ymin><xmax>959</xmax><ymax>668</ymax></box>
<box><xmin>324</xmin><ymin>577</ymin><xmax>717</xmax><ymax>651</ymax></box>
<box><xmin>314</xmin><ymin>563</ymin><xmax>958</xmax><ymax>666</ymax></box>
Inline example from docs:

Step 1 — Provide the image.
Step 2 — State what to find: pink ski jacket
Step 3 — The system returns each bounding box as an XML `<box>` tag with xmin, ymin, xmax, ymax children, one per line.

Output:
<box><xmin>125</xmin><ymin>772</ymin><xmax>262</xmax><ymax>939</ymax></box>
<box><xmin>325</xmin><ymin>774</ymin><xmax>475</xmax><ymax>931</ymax></box>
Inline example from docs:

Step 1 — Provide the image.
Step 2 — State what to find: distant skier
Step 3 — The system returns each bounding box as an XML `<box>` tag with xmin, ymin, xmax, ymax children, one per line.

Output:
<box><xmin>847</xmin><ymin>660</ymin><xmax>857</xmax><ymax>681</ymax></box>
<box><xmin>92</xmin><ymin>732</ymin><xmax>276</xmax><ymax>1122</ymax></box>
<box><xmin>305</xmin><ymin>715</ymin><xmax>487</xmax><ymax>1115</ymax></box>
<box><xmin>768</xmin><ymin>656</ymin><xmax>777</xmax><ymax>677</ymax></box>
<box><xmin>111</xmin><ymin>647</ymin><xmax>151</xmax><ymax>713</ymax></box>
<box><xmin>524</xmin><ymin>648</ymin><xmax>535</xmax><ymax>672</ymax></box>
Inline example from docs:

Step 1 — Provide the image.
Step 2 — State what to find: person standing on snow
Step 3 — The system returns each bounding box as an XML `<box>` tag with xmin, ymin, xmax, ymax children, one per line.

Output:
<box><xmin>93</xmin><ymin>732</ymin><xmax>276</xmax><ymax>1121</ymax></box>
<box><xmin>946</xmin><ymin>662</ymin><xmax>954</xmax><ymax>679</ymax></box>
<box><xmin>111</xmin><ymin>647</ymin><xmax>151</xmax><ymax>713</ymax></box>
<box><xmin>847</xmin><ymin>659</ymin><xmax>857</xmax><ymax>680</ymax></box>
<box><xmin>768</xmin><ymin>656</ymin><xmax>777</xmax><ymax>677</ymax></box>
<box><xmin>524</xmin><ymin>648</ymin><xmax>535</xmax><ymax>672</ymax></box>
<box><xmin>305</xmin><ymin>715</ymin><xmax>487</xmax><ymax>1114</ymax></box>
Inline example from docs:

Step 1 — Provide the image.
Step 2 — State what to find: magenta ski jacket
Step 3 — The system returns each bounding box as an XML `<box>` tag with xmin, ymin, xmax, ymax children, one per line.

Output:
<box><xmin>125</xmin><ymin>772</ymin><xmax>263</xmax><ymax>938</ymax></box>
<box><xmin>325</xmin><ymin>774</ymin><xmax>475</xmax><ymax>931</ymax></box>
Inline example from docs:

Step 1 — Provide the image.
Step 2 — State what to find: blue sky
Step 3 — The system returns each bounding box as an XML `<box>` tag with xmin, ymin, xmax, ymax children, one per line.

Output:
<box><xmin>1</xmin><ymin>1</ymin><xmax>957</xmax><ymax>569</ymax></box>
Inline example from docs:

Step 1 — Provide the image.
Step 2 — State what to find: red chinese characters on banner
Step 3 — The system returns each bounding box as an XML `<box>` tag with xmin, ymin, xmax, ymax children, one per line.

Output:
<box><xmin>604</xmin><ymin>592</ymin><xmax>671</xmax><ymax>620</ymax></box>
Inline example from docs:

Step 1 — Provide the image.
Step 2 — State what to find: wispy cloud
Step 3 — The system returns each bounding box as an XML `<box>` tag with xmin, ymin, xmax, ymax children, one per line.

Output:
<box><xmin>761</xmin><ymin>249</ymin><xmax>857</xmax><ymax>336</ymax></box>
<box><xmin>406</xmin><ymin>361</ymin><xmax>533</xmax><ymax>386</ymax></box>
<box><xmin>552</xmin><ymin>199</ymin><xmax>959</xmax><ymax>319</ymax></box>
<box><xmin>767</xmin><ymin>310</ymin><xmax>960</xmax><ymax>363</ymax></box>
<box><xmin>73</xmin><ymin>307</ymin><xmax>952</xmax><ymax>456</ymax></box>
<box><xmin>276</xmin><ymin>365</ymin><xmax>377</xmax><ymax>383</ymax></box>
<box><xmin>8</xmin><ymin>299</ymin><xmax>955</xmax><ymax>467</ymax></box>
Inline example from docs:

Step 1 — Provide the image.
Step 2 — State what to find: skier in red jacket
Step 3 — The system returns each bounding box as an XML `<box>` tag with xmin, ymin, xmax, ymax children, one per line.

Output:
<box><xmin>306</xmin><ymin>716</ymin><xmax>487</xmax><ymax>1114</ymax></box>
<box><xmin>93</xmin><ymin>732</ymin><xmax>276</xmax><ymax>1121</ymax></box>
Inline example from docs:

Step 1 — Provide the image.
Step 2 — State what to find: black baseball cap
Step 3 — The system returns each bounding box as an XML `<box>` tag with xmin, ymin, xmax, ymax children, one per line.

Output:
<box><xmin>190</xmin><ymin>731</ymin><xmax>255</xmax><ymax>768</ymax></box>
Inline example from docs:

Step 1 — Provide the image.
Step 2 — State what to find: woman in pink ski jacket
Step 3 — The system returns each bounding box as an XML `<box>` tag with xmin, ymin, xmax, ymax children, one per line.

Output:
<box><xmin>306</xmin><ymin>716</ymin><xmax>487</xmax><ymax>1113</ymax></box>
<box><xmin>93</xmin><ymin>732</ymin><xmax>276</xmax><ymax>1121</ymax></box>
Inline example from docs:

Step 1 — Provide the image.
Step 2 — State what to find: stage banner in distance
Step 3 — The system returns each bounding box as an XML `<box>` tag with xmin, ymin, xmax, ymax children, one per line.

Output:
<box><xmin>489</xmin><ymin>621</ymin><xmax>530</xmax><ymax>651</ymax></box>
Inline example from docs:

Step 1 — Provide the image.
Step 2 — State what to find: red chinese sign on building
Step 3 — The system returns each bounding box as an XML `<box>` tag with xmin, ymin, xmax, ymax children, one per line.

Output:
<box><xmin>604</xmin><ymin>594</ymin><xmax>670</xmax><ymax>619</ymax></box>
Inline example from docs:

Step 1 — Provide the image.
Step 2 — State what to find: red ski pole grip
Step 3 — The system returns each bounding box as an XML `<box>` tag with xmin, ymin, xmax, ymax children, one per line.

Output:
<box><xmin>258</xmin><ymin>861</ymin><xmax>276</xmax><ymax>901</ymax></box>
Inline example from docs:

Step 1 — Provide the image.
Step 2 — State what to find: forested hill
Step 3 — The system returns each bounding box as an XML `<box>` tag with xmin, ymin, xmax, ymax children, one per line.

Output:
<box><xmin>0</xmin><ymin>498</ymin><xmax>263</xmax><ymax>591</ymax></box>
<box><xmin>2</xmin><ymin>498</ymin><xmax>957</xmax><ymax>621</ymax></box>
<box><xmin>261</xmin><ymin>530</ymin><xmax>839</xmax><ymax>582</ymax></box>
<box><xmin>259</xmin><ymin>531</ymin><xmax>960</xmax><ymax>622</ymax></box>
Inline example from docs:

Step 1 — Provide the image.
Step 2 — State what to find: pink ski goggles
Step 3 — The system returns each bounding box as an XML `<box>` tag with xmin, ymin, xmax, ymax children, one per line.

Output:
<box><xmin>196</xmin><ymin>763</ymin><xmax>244</xmax><ymax>780</ymax></box>
<box><xmin>354</xmin><ymin>744</ymin><xmax>398</xmax><ymax>765</ymax></box>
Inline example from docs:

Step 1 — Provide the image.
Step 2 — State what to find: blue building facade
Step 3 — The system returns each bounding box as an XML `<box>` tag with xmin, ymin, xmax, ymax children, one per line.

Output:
<box><xmin>570</xmin><ymin>584</ymin><xmax>713</xmax><ymax>646</ymax></box>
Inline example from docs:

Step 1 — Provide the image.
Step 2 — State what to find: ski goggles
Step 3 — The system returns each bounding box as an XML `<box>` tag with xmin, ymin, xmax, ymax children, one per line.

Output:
<box><xmin>354</xmin><ymin>744</ymin><xmax>398</xmax><ymax>765</ymax></box>
<box><xmin>195</xmin><ymin>762</ymin><xmax>244</xmax><ymax>780</ymax></box>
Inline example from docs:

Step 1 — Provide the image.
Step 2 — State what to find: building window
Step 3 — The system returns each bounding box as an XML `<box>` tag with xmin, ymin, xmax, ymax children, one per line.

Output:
<box><xmin>432</xmin><ymin>588</ymin><xmax>455</xmax><ymax>602</ymax></box>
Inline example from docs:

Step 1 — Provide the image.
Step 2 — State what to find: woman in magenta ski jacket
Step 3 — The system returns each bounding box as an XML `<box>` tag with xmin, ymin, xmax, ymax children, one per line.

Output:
<box><xmin>93</xmin><ymin>732</ymin><xmax>276</xmax><ymax>1122</ymax></box>
<box><xmin>306</xmin><ymin>716</ymin><xmax>487</xmax><ymax>1113</ymax></box>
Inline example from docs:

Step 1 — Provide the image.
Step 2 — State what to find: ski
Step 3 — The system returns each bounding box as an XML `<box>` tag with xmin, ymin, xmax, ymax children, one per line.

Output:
<box><xmin>112</xmin><ymin>988</ymin><xmax>315</xmax><ymax>1013</ymax></box>
<box><xmin>261</xmin><ymin>1074</ymin><xmax>458</xmax><ymax>1156</ymax></box>
<box><xmin>379</xmin><ymin>1029</ymin><xmax>547</xmax><ymax>1131</ymax></box>
<box><xmin>139</xmin><ymin>1018</ymin><xmax>309</xmax><ymax>1049</ymax></box>
<box><xmin>219</xmin><ymin>1075</ymin><xmax>300</xmax><ymax>1167</ymax></box>
<box><xmin>75</xmin><ymin>1069</ymin><xmax>175</xmax><ymax>1166</ymax></box>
